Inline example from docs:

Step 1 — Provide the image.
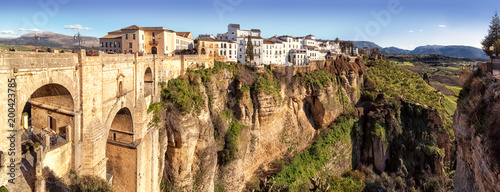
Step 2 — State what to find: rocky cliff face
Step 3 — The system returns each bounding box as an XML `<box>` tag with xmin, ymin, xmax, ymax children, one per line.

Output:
<box><xmin>157</xmin><ymin>59</ymin><xmax>365</xmax><ymax>192</ymax></box>
<box><xmin>454</xmin><ymin>69</ymin><xmax>500</xmax><ymax>192</ymax></box>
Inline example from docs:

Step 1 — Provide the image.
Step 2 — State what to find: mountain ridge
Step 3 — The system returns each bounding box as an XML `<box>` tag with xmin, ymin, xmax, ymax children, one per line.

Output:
<box><xmin>0</xmin><ymin>31</ymin><xmax>99</xmax><ymax>49</ymax></box>
<box><xmin>352</xmin><ymin>41</ymin><xmax>488</xmax><ymax>59</ymax></box>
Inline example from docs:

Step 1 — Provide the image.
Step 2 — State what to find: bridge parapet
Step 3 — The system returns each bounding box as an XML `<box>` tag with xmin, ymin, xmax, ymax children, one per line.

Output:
<box><xmin>0</xmin><ymin>51</ymin><xmax>78</xmax><ymax>70</ymax></box>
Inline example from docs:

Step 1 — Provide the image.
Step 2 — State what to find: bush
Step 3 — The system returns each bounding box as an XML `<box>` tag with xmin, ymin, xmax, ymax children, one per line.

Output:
<box><xmin>148</xmin><ymin>102</ymin><xmax>165</xmax><ymax>127</ymax></box>
<box><xmin>70</xmin><ymin>175</ymin><xmax>112</xmax><ymax>192</ymax></box>
<box><xmin>161</xmin><ymin>77</ymin><xmax>204</xmax><ymax>113</ymax></box>
<box><xmin>220</xmin><ymin>121</ymin><xmax>244</xmax><ymax>165</ymax></box>
<box><xmin>301</xmin><ymin>70</ymin><xmax>336</xmax><ymax>91</ymax></box>
<box><xmin>0</xmin><ymin>186</ymin><xmax>8</xmax><ymax>192</ymax></box>
<box><xmin>254</xmin><ymin>76</ymin><xmax>281</xmax><ymax>98</ymax></box>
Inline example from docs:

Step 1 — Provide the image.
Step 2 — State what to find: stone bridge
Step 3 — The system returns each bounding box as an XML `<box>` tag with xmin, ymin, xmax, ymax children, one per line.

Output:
<box><xmin>0</xmin><ymin>51</ymin><xmax>213</xmax><ymax>192</ymax></box>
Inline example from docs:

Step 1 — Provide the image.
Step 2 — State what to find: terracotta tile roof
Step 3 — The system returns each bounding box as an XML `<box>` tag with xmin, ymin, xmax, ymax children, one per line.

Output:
<box><xmin>263</xmin><ymin>39</ymin><xmax>275</xmax><ymax>44</ymax></box>
<box><xmin>121</xmin><ymin>25</ymin><xmax>143</xmax><ymax>30</ymax></box>
<box><xmin>247</xmin><ymin>36</ymin><xmax>263</xmax><ymax>39</ymax></box>
<box><xmin>176</xmin><ymin>32</ymin><xmax>192</xmax><ymax>38</ymax></box>
<box><xmin>214</xmin><ymin>39</ymin><xmax>236</xmax><ymax>43</ymax></box>
<box><xmin>108</xmin><ymin>30</ymin><xmax>122</xmax><ymax>34</ymax></box>
<box><xmin>143</xmin><ymin>27</ymin><xmax>165</xmax><ymax>31</ymax></box>
<box><xmin>198</xmin><ymin>37</ymin><xmax>216</xmax><ymax>42</ymax></box>
<box><xmin>100</xmin><ymin>34</ymin><xmax>122</xmax><ymax>39</ymax></box>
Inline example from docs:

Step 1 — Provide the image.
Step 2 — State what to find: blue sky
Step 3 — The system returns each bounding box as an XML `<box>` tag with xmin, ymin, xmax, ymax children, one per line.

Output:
<box><xmin>0</xmin><ymin>0</ymin><xmax>498</xmax><ymax>49</ymax></box>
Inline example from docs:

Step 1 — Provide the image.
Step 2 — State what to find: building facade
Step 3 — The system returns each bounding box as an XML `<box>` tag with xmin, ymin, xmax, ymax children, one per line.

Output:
<box><xmin>100</xmin><ymin>25</ymin><xmax>184</xmax><ymax>56</ymax></box>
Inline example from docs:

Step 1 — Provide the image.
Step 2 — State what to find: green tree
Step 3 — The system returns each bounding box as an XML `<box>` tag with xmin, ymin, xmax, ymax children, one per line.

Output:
<box><xmin>334</xmin><ymin>37</ymin><xmax>340</xmax><ymax>44</ymax></box>
<box><xmin>246</xmin><ymin>36</ymin><xmax>254</xmax><ymax>64</ymax></box>
<box><xmin>481</xmin><ymin>12</ymin><xmax>500</xmax><ymax>56</ymax></box>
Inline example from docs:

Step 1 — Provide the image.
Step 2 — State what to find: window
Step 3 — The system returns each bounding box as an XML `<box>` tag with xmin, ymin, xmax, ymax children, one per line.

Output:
<box><xmin>129</xmin><ymin>42</ymin><xmax>132</xmax><ymax>48</ymax></box>
<box><xmin>133</xmin><ymin>34</ymin><xmax>136</xmax><ymax>40</ymax></box>
<box><xmin>125</xmin><ymin>34</ymin><xmax>128</xmax><ymax>39</ymax></box>
<box><xmin>152</xmin><ymin>32</ymin><xmax>155</xmax><ymax>37</ymax></box>
<box><xmin>142</xmin><ymin>35</ymin><xmax>144</xmax><ymax>40</ymax></box>
<box><xmin>229</xmin><ymin>44</ymin><xmax>232</xmax><ymax>48</ymax></box>
<box><xmin>229</xmin><ymin>50</ymin><xmax>232</xmax><ymax>55</ymax></box>
<box><xmin>101</xmin><ymin>42</ymin><xmax>103</xmax><ymax>47</ymax></box>
<box><xmin>118</xmin><ymin>42</ymin><xmax>121</xmax><ymax>48</ymax></box>
<box><xmin>105</xmin><ymin>42</ymin><xmax>108</xmax><ymax>47</ymax></box>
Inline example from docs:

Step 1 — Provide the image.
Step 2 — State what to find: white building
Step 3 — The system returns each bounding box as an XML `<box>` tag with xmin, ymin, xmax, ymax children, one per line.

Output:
<box><xmin>212</xmin><ymin>24</ymin><xmax>344</xmax><ymax>65</ymax></box>
<box><xmin>225</xmin><ymin>24</ymin><xmax>264</xmax><ymax>65</ymax></box>
<box><xmin>216</xmin><ymin>40</ymin><xmax>238</xmax><ymax>62</ymax></box>
<box><xmin>290</xmin><ymin>49</ymin><xmax>307</xmax><ymax>65</ymax></box>
<box><xmin>175</xmin><ymin>32</ymin><xmax>194</xmax><ymax>54</ymax></box>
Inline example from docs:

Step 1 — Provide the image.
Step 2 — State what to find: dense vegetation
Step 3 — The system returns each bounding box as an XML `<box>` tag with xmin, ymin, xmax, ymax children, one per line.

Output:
<box><xmin>0</xmin><ymin>186</ymin><xmax>7</xmax><ymax>192</ymax></box>
<box><xmin>271</xmin><ymin>118</ymin><xmax>358</xmax><ymax>191</ymax></box>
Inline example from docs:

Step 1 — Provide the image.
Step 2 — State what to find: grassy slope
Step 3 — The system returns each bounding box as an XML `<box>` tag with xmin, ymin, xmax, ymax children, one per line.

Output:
<box><xmin>365</xmin><ymin>60</ymin><xmax>454</xmax><ymax>140</ymax></box>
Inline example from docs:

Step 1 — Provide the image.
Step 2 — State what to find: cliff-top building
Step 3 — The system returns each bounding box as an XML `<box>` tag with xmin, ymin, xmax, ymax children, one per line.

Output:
<box><xmin>100</xmin><ymin>25</ymin><xmax>194</xmax><ymax>56</ymax></box>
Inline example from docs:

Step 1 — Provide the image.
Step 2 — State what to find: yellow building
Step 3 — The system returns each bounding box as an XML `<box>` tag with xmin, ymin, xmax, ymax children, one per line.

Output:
<box><xmin>100</xmin><ymin>25</ymin><xmax>179</xmax><ymax>55</ymax></box>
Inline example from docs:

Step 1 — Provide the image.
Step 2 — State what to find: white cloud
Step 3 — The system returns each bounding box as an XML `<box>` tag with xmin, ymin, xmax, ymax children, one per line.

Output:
<box><xmin>64</xmin><ymin>24</ymin><xmax>93</xmax><ymax>31</ymax></box>
<box><xmin>407</xmin><ymin>30</ymin><xmax>414</xmax><ymax>33</ymax></box>
<box><xmin>1</xmin><ymin>30</ymin><xmax>18</xmax><ymax>35</ymax></box>
<box><xmin>18</xmin><ymin>28</ymin><xmax>41</xmax><ymax>32</ymax></box>
<box><xmin>419</xmin><ymin>29</ymin><xmax>423</xmax><ymax>32</ymax></box>
<box><xmin>438</xmin><ymin>25</ymin><xmax>447</xmax><ymax>28</ymax></box>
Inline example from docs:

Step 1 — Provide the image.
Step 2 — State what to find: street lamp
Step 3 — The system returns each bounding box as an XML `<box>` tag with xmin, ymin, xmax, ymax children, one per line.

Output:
<box><xmin>34</xmin><ymin>33</ymin><xmax>40</xmax><ymax>52</ymax></box>
<box><xmin>74</xmin><ymin>31</ymin><xmax>85</xmax><ymax>50</ymax></box>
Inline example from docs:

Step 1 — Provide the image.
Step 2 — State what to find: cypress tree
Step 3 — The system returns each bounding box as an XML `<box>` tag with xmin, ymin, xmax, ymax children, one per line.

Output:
<box><xmin>246</xmin><ymin>36</ymin><xmax>254</xmax><ymax>64</ymax></box>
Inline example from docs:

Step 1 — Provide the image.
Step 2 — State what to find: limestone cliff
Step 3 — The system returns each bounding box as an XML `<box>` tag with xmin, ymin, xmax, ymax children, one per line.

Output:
<box><xmin>155</xmin><ymin>59</ymin><xmax>365</xmax><ymax>192</ymax></box>
<box><xmin>454</xmin><ymin>68</ymin><xmax>500</xmax><ymax>192</ymax></box>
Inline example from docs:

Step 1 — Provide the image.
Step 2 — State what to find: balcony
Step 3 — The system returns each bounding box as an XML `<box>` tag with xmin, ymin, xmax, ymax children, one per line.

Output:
<box><xmin>149</xmin><ymin>41</ymin><xmax>159</xmax><ymax>46</ymax></box>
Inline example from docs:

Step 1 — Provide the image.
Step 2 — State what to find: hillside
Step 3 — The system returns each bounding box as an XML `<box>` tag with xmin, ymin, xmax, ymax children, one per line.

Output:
<box><xmin>0</xmin><ymin>31</ymin><xmax>99</xmax><ymax>49</ymax></box>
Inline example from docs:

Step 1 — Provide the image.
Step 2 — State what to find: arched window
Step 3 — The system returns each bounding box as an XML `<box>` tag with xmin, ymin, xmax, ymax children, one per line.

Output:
<box><xmin>119</xmin><ymin>81</ymin><xmax>123</xmax><ymax>94</ymax></box>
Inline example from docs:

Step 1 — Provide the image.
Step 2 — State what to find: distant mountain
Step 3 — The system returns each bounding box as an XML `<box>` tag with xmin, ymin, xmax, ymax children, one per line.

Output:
<box><xmin>381</xmin><ymin>47</ymin><xmax>411</xmax><ymax>55</ymax></box>
<box><xmin>409</xmin><ymin>45</ymin><xmax>488</xmax><ymax>59</ymax></box>
<box><xmin>352</xmin><ymin>41</ymin><xmax>382</xmax><ymax>50</ymax></box>
<box><xmin>352</xmin><ymin>40</ymin><xmax>487</xmax><ymax>59</ymax></box>
<box><xmin>0</xmin><ymin>31</ymin><xmax>99</xmax><ymax>49</ymax></box>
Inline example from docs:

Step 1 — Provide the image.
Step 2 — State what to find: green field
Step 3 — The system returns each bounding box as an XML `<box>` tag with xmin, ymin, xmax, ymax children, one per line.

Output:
<box><xmin>395</xmin><ymin>61</ymin><xmax>414</xmax><ymax>66</ymax></box>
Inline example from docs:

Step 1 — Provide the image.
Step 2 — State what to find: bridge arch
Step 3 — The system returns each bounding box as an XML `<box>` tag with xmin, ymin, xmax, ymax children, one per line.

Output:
<box><xmin>18</xmin><ymin>78</ymin><xmax>77</xmax><ymax>190</ymax></box>
<box><xmin>106</xmin><ymin>107</ymin><xmax>137</xmax><ymax>192</ymax></box>
<box><xmin>17</xmin><ymin>72</ymin><xmax>78</xmax><ymax>118</ymax></box>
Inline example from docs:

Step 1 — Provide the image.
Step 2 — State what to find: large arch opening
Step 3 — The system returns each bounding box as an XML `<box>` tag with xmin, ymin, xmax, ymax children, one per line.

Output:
<box><xmin>106</xmin><ymin>108</ymin><xmax>136</xmax><ymax>192</ymax></box>
<box><xmin>20</xmin><ymin>83</ymin><xmax>75</xmax><ymax>191</ymax></box>
<box><xmin>144</xmin><ymin>67</ymin><xmax>153</xmax><ymax>97</ymax></box>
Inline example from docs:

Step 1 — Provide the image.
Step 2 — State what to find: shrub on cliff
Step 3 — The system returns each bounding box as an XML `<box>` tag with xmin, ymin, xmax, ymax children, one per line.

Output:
<box><xmin>300</xmin><ymin>70</ymin><xmax>336</xmax><ymax>91</ymax></box>
<box><xmin>70</xmin><ymin>175</ymin><xmax>113</xmax><ymax>192</ymax></box>
<box><xmin>0</xmin><ymin>186</ymin><xmax>7</xmax><ymax>192</ymax></box>
<box><xmin>254</xmin><ymin>76</ymin><xmax>281</xmax><ymax>98</ymax></box>
<box><xmin>161</xmin><ymin>77</ymin><xmax>204</xmax><ymax>113</ymax></box>
<box><xmin>219</xmin><ymin>120</ymin><xmax>244</xmax><ymax>165</ymax></box>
